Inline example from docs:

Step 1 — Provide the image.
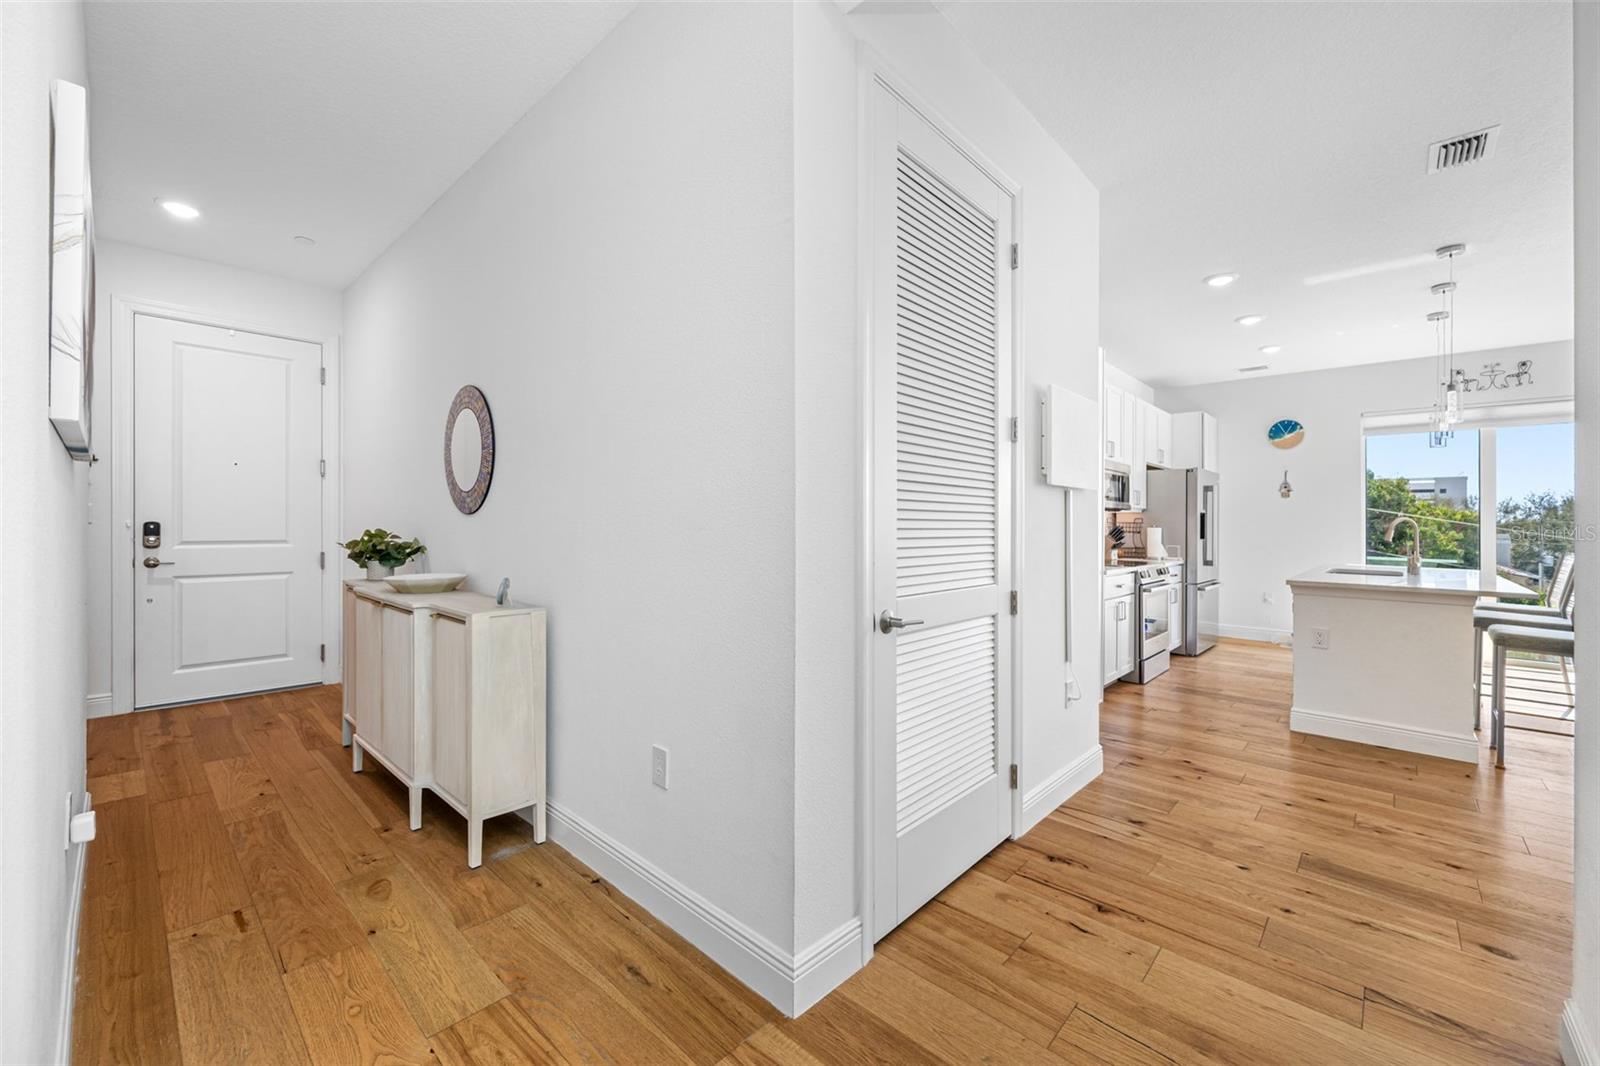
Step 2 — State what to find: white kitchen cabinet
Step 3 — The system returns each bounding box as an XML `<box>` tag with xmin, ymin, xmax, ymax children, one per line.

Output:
<box><xmin>1167</xmin><ymin>579</ymin><xmax>1184</xmax><ymax>652</ymax></box>
<box><xmin>1128</xmin><ymin>400</ymin><xmax>1148</xmax><ymax>510</ymax></box>
<box><xmin>1104</xmin><ymin>383</ymin><xmax>1125</xmax><ymax>462</ymax></box>
<box><xmin>1171</xmin><ymin>411</ymin><xmax>1220</xmax><ymax>473</ymax></box>
<box><xmin>344</xmin><ymin>580</ymin><xmax>547</xmax><ymax>867</ymax></box>
<box><xmin>1102</xmin><ymin>590</ymin><xmax>1135</xmax><ymax>686</ymax></box>
<box><xmin>1145</xmin><ymin>405</ymin><xmax>1174</xmax><ymax>469</ymax></box>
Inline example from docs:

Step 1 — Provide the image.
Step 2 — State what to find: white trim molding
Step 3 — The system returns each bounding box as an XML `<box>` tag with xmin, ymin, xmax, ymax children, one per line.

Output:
<box><xmin>1563</xmin><ymin>999</ymin><xmax>1599</xmax><ymax>1066</ymax></box>
<box><xmin>1290</xmin><ymin>706</ymin><xmax>1480</xmax><ymax>763</ymax></box>
<box><xmin>52</xmin><ymin>793</ymin><xmax>92</xmax><ymax>1064</ymax></box>
<box><xmin>85</xmin><ymin>693</ymin><xmax>114</xmax><ymax>719</ymax></box>
<box><xmin>1017</xmin><ymin>744</ymin><xmax>1103</xmax><ymax>837</ymax></box>
<box><xmin>540</xmin><ymin>802</ymin><xmax>863</xmax><ymax>1018</ymax></box>
<box><xmin>1217</xmin><ymin>623</ymin><xmax>1292</xmax><ymax>645</ymax></box>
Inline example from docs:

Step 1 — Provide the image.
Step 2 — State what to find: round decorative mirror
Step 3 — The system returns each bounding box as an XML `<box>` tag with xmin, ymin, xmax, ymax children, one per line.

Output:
<box><xmin>444</xmin><ymin>385</ymin><xmax>494</xmax><ymax>514</ymax></box>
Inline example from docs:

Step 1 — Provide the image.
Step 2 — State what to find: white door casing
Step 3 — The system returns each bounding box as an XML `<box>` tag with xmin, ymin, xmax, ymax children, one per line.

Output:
<box><xmin>133</xmin><ymin>315</ymin><xmax>323</xmax><ymax>707</ymax></box>
<box><xmin>870</xmin><ymin>81</ymin><xmax>1016</xmax><ymax>937</ymax></box>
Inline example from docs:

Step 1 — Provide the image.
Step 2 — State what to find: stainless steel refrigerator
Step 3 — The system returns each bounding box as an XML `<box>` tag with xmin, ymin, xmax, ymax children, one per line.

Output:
<box><xmin>1145</xmin><ymin>468</ymin><xmax>1220</xmax><ymax>656</ymax></box>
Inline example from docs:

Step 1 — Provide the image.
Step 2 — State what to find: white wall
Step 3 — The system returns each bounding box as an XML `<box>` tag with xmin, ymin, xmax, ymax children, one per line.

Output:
<box><xmin>793</xmin><ymin>2</ymin><xmax>1104</xmax><ymax>961</ymax></box>
<box><xmin>1157</xmin><ymin>341</ymin><xmax>1574</xmax><ymax>642</ymax></box>
<box><xmin>0</xmin><ymin>3</ymin><xmax>92</xmax><ymax>1061</ymax></box>
<box><xmin>341</xmin><ymin>0</ymin><xmax>801</xmax><ymax>983</ymax></box>
<box><xmin>1566</xmin><ymin>5</ymin><xmax>1598</xmax><ymax>1063</ymax></box>
<box><xmin>85</xmin><ymin>241</ymin><xmax>343</xmax><ymax>714</ymax></box>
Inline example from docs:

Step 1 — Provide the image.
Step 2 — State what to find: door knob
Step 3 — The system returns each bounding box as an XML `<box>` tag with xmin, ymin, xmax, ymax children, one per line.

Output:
<box><xmin>878</xmin><ymin>610</ymin><xmax>924</xmax><ymax>634</ymax></box>
<box><xmin>142</xmin><ymin>556</ymin><xmax>174</xmax><ymax>569</ymax></box>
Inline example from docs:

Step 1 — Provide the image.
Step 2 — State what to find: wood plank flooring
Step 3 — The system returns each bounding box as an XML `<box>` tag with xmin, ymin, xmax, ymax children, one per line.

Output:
<box><xmin>74</xmin><ymin>641</ymin><xmax>1573</xmax><ymax>1065</ymax></box>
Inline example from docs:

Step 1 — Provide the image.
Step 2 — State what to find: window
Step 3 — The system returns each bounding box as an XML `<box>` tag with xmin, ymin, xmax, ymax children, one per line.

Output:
<box><xmin>1364</xmin><ymin>430</ymin><xmax>1480</xmax><ymax>569</ymax></box>
<box><xmin>1362</xmin><ymin>416</ymin><xmax>1574</xmax><ymax>591</ymax></box>
<box><xmin>1493</xmin><ymin>421</ymin><xmax>1575</xmax><ymax>599</ymax></box>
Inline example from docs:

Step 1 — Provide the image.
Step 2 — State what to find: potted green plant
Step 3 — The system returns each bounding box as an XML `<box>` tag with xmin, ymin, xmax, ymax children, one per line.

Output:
<box><xmin>342</xmin><ymin>528</ymin><xmax>426</xmax><ymax>580</ymax></box>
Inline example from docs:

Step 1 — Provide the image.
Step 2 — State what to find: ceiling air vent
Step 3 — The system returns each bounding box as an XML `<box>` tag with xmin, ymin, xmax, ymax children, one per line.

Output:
<box><xmin>1428</xmin><ymin>125</ymin><xmax>1500</xmax><ymax>173</ymax></box>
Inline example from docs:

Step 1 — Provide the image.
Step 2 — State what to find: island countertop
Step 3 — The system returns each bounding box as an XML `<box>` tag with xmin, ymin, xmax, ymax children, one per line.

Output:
<box><xmin>1287</xmin><ymin>565</ymin><xmax>1531</xmax><ymax>601</ymax></box>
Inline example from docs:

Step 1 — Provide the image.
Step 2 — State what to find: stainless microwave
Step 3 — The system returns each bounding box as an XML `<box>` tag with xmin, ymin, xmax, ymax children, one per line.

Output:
<box><xmin>1104</xmin><ymin>463</ymin><xmax>1130</xmax><ymax>510</ymax></box>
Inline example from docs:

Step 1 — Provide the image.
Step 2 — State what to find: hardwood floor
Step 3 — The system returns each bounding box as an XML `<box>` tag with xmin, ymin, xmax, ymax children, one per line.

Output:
<box><xmin>74</xmin><ymin>641</ymin><xmax>1573</xmax><ymax>1065</ymax></box>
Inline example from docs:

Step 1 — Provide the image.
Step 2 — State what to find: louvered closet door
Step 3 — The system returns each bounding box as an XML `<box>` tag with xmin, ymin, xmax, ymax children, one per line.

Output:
<box><xmin>871</xmin><ymin>83</ymin><xmax>1014</xmax><ymax>935</ymax></box>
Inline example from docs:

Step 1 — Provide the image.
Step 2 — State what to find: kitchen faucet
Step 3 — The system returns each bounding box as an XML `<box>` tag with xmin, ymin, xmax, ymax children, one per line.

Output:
<box><xmin>1383</xmin><ymin>515</ymin><xmax>1422</xmax><ymax>577</ymax></box>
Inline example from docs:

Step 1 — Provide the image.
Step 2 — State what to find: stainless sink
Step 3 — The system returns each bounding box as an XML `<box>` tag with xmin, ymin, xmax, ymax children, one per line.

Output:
<box><xmin>1327</xmin><ymin>566</ymin><xmax>1405</xmax><ymax>578</ymax></box>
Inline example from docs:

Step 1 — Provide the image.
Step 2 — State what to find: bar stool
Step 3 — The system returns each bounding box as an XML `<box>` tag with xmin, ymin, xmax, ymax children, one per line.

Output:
<box><xmin>1472</xmin><ymin>574</ymin><xmax>1574</xmax><ymax>728</ymax></box>
<box><xmin>1478</xmin><ymin>552</ymin><xmax>1571</xmax><ymax>615</ymax></box>
<box><xmin>1485</xmin><ymin>623</ymin><xmax>1576</xmax><ymax>768</ymax></box>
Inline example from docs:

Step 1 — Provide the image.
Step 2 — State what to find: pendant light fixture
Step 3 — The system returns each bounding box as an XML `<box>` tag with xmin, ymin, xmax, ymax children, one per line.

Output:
<box><xmin>1428</xmin><ymin>243</ymin><xmax>1465</xmax><ymax>448</ymax></box>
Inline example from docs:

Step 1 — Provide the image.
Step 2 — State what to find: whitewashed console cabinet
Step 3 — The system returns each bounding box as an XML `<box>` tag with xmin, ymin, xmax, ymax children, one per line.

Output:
<box><xmin>342</xmin><ymin>579</ymin><xmax>547</xmax><ymax>866</ymax></box>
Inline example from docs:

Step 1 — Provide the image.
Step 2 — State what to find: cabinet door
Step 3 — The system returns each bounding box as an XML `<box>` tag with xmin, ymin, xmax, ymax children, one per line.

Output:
<box><xmin>1116</xmin><ymin>595</ymin><xmax>1136</xmax><ymax>675</ymax></box>
<box><xmin>1104</xmin><ymin>385</ymin><xmax>1123</xmax><ymax>461</ymax></box>
<box><xmin>1102</xmin><ymin>598</ymin><xmax>1119</xmax><ymax>685</ymax></box>
<box><xmin>342</xmin><ymin>588</ymin><xmax>358</xmax><ymax>726</ymax></box>
<box><xmin>431</xmin><ymin>615</ymin><xmax>470</xmax><ymax>806</ymax></box>
<box><xmin>1129</xmin><ymin>401</ymin><xmax>1147</xmax><ymax>509</ymax></box>
<box><xmin>353</xmin><ymin>598</ymin><xmax>384</xmax><ymax>745</ymax></box>
<box><xmin>1202</xmin><ymin>413</ymin><xmax>1219</xmax><ymax>474</ymax></box>
<box><xmin>1143</xmin><ymin>402</ymin><xmax>1160</xmax><ymax>468</ymax></box>
<box><xmin>1158</xmin><ymin>410</ymin><xmax>1173</xmax><ymax>469</ymax></box>
<box><xmin>380</xmin><ymin>606</ymin><xmax>414</xmax><ymax>776</ymax></box>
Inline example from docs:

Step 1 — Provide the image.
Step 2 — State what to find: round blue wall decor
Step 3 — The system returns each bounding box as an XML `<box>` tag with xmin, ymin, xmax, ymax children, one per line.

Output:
<box><xmin>1267</xmin><ymin>419</ymin><xmax>1305</xmax><ymax>450</ymax></box>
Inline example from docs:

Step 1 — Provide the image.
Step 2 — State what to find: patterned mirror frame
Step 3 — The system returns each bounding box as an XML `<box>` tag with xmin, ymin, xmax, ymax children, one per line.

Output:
<box><xmin>445</xmin><ymin>385</ymin><xmax>494</xmax><ymax>514</ymax></box>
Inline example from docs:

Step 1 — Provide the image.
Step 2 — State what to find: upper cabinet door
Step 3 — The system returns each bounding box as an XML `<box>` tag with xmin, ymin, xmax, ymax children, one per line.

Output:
<box><xmin>1104</xmin><ymin>384</ymin><xmax>1124</xmax><ymax>461</ymax></box>
<box><xmin>1201</xmin><ymin>412</ymin><xmax>1220</xmax><ymax>474</ymax></box>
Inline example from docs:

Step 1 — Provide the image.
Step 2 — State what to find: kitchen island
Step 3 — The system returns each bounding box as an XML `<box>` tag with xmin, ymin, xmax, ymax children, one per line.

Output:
<box><xmin>1285</xmin><ymin>565</ymin><xmax>1530</xmax><ymax>762</ymax></box>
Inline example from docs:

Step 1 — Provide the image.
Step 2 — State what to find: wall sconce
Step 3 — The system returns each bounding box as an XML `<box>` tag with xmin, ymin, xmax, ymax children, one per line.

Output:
<box><xmin>1279</xmin><ymin>469</ymin><xmax>1293</xmax><ymax>498</ymax></box>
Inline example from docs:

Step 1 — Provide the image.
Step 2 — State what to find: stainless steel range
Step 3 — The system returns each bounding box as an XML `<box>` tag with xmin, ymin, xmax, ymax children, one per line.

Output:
<box><xmin>1133</xmin><ymin>562</ymin><xmax>1180</xmax><ymax>683</ymax></box>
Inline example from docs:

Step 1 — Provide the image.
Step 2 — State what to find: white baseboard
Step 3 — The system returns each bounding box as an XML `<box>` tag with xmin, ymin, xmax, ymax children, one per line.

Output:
<box><xmin>1563</xmin><ymin>999</ymin><xmax>1598</xmax><ymax>1066</ymax></box>
<box><xmin>52</xmin><ymin>792</ymin><xmax>92</xmax><ymax>1064</ymax></box>
<box><xmin>540</xmin><ymin>802</ymin><xmax>860</xmax><ymax>1018</ymax></box>
<box><xmin>792</xmin><ymin>918</ymin><xmax>864</xmax><ymax>1016</ymax></box>
<box><xmin>1217</xmin><ymin>623</ymin><xmax>1291</xmax><ymax>645</ymax></box>
<box><xmin>1290</xmin><ymin>706</ymin><xmax>1479</xmax><ymax>763</ymax></box>
<box><xmin>1017</xmin><ymin>744</ymin><xmax>1103</xmax><ymax>837</ymax></box>
<box><xmin>84</xmin><ymin>694</ymin><xmax>114</xmax><ymax>719</ymax></box>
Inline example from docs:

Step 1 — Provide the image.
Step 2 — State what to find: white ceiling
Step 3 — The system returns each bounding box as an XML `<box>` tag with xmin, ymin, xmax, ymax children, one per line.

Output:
<box><xmin>937</xmin><ymin>1</ymin><xmax>1574</xmax><ymax>387</ymax></box>
<box><xmin>85</xmin><ymin>1</ymin><xmax>634</xmax><ymax>288</ymax></box>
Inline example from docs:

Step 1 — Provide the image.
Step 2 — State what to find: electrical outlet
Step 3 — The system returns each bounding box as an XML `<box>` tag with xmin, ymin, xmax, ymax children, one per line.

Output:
<box><xmin>651</xmin><ymin>745</ymin><xmax>669</xmax><ymax>790</ymax></box>
<box><xmin>1310</xmin><ymin>627</ymin><xmax>1331</xmax><ymax>650</ymax></box>
<box><xmin>1261</xmin><ymin>591</ymin><xmax>1274</xmax><ymax>605</ymax></box>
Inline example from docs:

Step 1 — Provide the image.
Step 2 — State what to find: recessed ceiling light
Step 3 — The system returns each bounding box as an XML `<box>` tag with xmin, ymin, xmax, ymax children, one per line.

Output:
<box><xmin>159</xmin><ymin>200</ymin><xmax>200</xmax><ymax>220</ymax></box>
<box><xmin>1235</xmin><ymin>314</ymin><xmax>1264</xmax><ymax>327</ymax></box>
<box><xmin>293</xmin><ymin>235</ymin><xmax>317</xmax><ymax>246</ymax></box>
<box><xmin>1258</xmin><ymin>345</ymin><xmax>1282</xmax><ymax>355</ymax></box>
<box><xmin>1204</xmin><ymin>273</ymin><xmax>1239</xmax><ymax>288</ymax></box>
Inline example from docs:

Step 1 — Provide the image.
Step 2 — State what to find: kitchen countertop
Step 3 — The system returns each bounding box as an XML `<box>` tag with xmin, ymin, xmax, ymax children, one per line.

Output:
<box><xmin>1286</xmin><ymin>564</ymin><xmax>1529</xmax><ymax>600</ymax></box>
<box><xmin>1104</xmin><ymin>558</ymin><xmax>1183</xmax><ymax>576</ymax></box>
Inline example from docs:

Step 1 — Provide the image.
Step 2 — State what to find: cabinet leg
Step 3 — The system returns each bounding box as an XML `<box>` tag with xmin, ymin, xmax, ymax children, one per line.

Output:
<box><xmin>534</xmin><ymin>801</ymin><xmax>547</xmax><ymax>845</ymax></box>
<box><xmin>467</xmin><ymin>817</ymin><xmax>483</xmax><ymax>869</ymax></box>
<box><xmin>341</xmin><ymin>717</ymin><xmax>352</xmax><ymax>747</ymax></box>
<box><xmin>352</xmin><ymin>742</ymin><xmax>363</xmax><ymax>772</ymax></box>
<box><xmin>408</xmin><ymin>787</ymin><xmax>423</xmax><ymax>832</ymax></box>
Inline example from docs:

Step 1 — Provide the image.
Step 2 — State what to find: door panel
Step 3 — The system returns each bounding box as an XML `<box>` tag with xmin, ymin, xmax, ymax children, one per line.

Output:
<box><xmin>380</xmin><ymin>607</ymin><xmax>414</xmax><ymax>776</ymax></box>
<box><xmin>872</xmin><ymin>82</ymin><xmax>1013</xmax><ymax>936</ymax></box>
<box><xmin>133</xmin><ymin>315</ymin><xmax>322</xmax><ymax>707</ymax></box>
<box><xmin>354</xmin><ymin>598</ymin><xmax>384</xmax><ymax>744</ymax></box>
<box><xmin>431</xmin><ymin>615</ymin><xmax>470</xmax><ymax>805</ymax></box>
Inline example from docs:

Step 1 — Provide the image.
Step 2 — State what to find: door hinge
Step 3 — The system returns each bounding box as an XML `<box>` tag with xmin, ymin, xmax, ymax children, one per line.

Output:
<box><xmin>319</xmin><ymin>459</ymin><xmax>326</xmax><ymax>478</ymax></box>
<box><xmin>319</xmin><ymin>367</ymin><xmax>327</xmax><ymax>385</ymax></box>
<box><xmin>1010</xmin><ymin>243</ymin><xmax>1019</xmax><ymax>270</ymax></box>
<box><xmin>1009</xmin><ymin>764</ymin><xmax>1018</xmax><ymax>789</ymax></box>
<box><xmin>319</xmin><ymin>550</ymin><xmax>326</xmax><ymax>570</ymax></box>
<box><xmin>319</xmin><ymin>643</ymin><xmax>326</xmax><ymax>663</ymax></box>
<box><xmin>1009</xmin><ymin>416</ymin><xmax>1019</xmax><ymax>442</ymax></box>
<box><xmin>1010</xmin><ymin>590</ymin><xmax>1019</xmax><ymax>615</ymax></box>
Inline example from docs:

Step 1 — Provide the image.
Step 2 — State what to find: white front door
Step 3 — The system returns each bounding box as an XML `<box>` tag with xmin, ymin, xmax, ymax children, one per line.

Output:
<box><xmin>133</xmin><ymin>315</ymin><xmax>324</xmax><ymax>708</ymax></box>
<box><xmin>870</xmin><ymin>82</ymin><xmax>1015</xmax><ymax>935</ymax></box>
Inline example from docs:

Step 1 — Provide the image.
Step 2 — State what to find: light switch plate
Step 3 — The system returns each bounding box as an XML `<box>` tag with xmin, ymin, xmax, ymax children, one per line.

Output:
<box><xmin>651</xmin><ymin>745</ymin><xmax>669</xmax><ymax>790</ymax></box>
